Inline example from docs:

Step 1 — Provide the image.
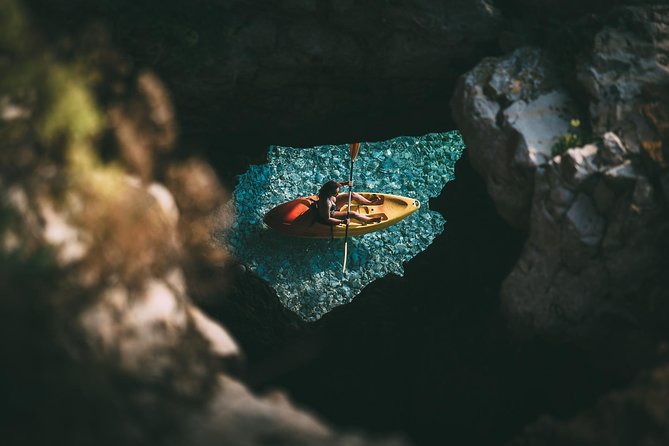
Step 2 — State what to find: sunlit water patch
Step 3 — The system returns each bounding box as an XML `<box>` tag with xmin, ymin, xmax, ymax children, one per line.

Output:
<box><xmin>219</xmin><ymin>131</ymin><xmax>465</xmax><ymax>321</ymax></box>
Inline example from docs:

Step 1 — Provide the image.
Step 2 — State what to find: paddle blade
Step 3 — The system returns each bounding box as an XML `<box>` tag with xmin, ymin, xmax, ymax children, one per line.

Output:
<box><xmin>349</xmin><ymin>142</ymin><xmax>361</xmax><ymax>161</ymax></box>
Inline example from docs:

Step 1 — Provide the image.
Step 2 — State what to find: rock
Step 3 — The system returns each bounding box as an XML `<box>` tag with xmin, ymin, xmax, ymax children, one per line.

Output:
<box><xmin>28</xmin><ymin>0</ymin><xmax>503</xmax><ymax>142</ymax></box>
<box><xmin>0</xmin><ymin>10</ymin><xmax>405</xmax><ymax>444</ymax></box>
<box><xmin>541</xmin><ymin>161</ymin><xmax>577</xmax><ymax>220</ymax></box>
<box><xmin>603</xmin><ymin>160</ymin><xmax>639</xmax><ymax>185</ymax></box>
<box><xmin>79</xmin><ymin>279</ymin><xmax>191</xmax><ymax>376</ymax></box>
<box><xmin>188</xmin><ymin>304</ymin><xmax>241</xmax><ymax>360</ymax></box>
<box><xmin>183</xmin><ymin>375</ymin><xmax>408</xmax><ymax>446</ymax></box>
<box><xmin>559</xmin><ymin>144</ymin><xmax>600</xmax><ymax>190</ymax></box>
<box><xmin>501</xmin><ymin>139</ymin><xmax>667</xmax><ymax>345</ymax></box>
<box><xmin>452</xmin><ymin>47</ymin><xmax>580</xmax><ymax>228</ymax></box>
<box><xmin>147</xmin><ymin>182</ymin><xmax>180</xmax><ymax>228</ymax></box>
<box><xmin>565</xmin><ymin>193</ymin><xmax>605</xmax><ymax>247</ymax></box>
<box><xmin>591</xmin><ymin>179</ymin><xmax>616</xmax><ymax>214</ymax></box>
<box><xmin>600</xmin><ymin>132</ymin><xmax>628</xmax><ymax>164</ymax></box>
<box><xmin>40</xmin><ymin>198</ymin><xmax>89</xmax><ymax>265</ymax></box>
<box><xmin>451</xmin><ymin>5</ymin><xmax>669</xmax><ymax>347</ymax></box>
<box><xmin>109</xmin><ymin>70</ymin><xmax>177</xmax><ymax>181</ymax></box>
<box><xmin>577</xmin><ymin>6</ymin><xmax>669</xmax><ymax>155</ymax></box>
<box><xmin>501</xmin><ymin>0</ymin><xmax>648</xmax><ymax>22</ymax></box>
<box><xmin>510</xmin><ymin>362</ymin><xmax>669</xmax><ymax>446</ymax></box>
<box><xmin>506</xmin><ymin>91</ymin><xmax>576</xmax><ymax>169</ymax></box>
<box><xmin>631</xmin><ymin>175</ymin><xmax>657</xmax><ymax>211</ymax></box>
<box><xmin>660</xmin><ymin>171</ymin><xmax>669</xmax><ymax>205</ymax></box>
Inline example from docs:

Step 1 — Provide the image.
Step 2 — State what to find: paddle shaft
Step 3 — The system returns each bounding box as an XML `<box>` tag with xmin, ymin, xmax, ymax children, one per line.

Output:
<box><xmin>342</xmin><ymin>144</ymin><xmax>359</xmax><ymax>272</ymax></box>
<box><xmin>344</xmin><ymin>158</ymin><xmax>354</xmax><ymax>236</ymax></box>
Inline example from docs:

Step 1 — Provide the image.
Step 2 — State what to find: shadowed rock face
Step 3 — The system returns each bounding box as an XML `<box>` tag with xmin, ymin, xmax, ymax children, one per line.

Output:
<box><xmin>451</xmin><ymin>47</ymin><xmax>577</xmax><ymax>228</ymax></box>
<box><xmin>510</xmin><ymin>359</ymin><xmax>669</xmax><ymax>446</ymax></box>
<box><xmin>453</xmin><ymin>5</ymin><xmax>669</xmax><ymax>349</ymax></box>
<box><xmin>24</xmin><ymin>0</ymin><xmax>503</xmax><ymax>146</ymax></box>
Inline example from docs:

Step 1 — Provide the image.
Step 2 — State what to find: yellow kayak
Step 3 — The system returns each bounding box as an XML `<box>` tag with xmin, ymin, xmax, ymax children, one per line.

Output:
<box><xmin>263</xmin><ymin>192</ymin><xmax>421</xmax><ymax>239</ymax></box>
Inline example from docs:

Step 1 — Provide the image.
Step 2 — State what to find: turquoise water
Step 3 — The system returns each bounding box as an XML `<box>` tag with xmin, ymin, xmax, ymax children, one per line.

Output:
<box><xmin>222</xmin><ymin>131</ymin><xmax>465</xmax><ymax>321</ymax></box>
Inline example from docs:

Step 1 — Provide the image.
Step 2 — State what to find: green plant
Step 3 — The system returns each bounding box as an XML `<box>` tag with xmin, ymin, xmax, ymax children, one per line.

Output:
<box><xmin>552</xmin><ymin>118</ymin><xmax>583</xmax><ymax>157</ymax></box>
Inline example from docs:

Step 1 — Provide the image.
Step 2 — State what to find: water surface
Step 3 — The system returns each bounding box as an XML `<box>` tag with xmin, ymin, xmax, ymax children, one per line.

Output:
<box><xmin>222</xmin><ymin>131</ymin><xmax>465</xmax><ymax>321</ymax></box>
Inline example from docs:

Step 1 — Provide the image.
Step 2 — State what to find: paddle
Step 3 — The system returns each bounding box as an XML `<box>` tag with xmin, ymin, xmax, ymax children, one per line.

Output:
<box><xmin>342</xmin><ymin>142</ymin><xmax>360</xmax><ymax>272</ymax></box>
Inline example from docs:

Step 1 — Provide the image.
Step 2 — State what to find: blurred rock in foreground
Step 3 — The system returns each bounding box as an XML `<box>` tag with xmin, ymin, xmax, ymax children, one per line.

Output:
<box><xmin>0</xmin><ymin>2</ymin><xmax>407</xmax><ymax>445</ymax></box>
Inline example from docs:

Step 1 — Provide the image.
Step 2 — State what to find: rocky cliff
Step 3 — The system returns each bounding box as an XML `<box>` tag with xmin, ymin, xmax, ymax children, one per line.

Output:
<box><xmin>453</xmin><ymin>4</ymin><xmax>669</xmax><ymax>352</ymax></box>
<box><xmin>450</xmin><ymin>5</ymin><xmax>669</xmax><ymax>444</ymax></box>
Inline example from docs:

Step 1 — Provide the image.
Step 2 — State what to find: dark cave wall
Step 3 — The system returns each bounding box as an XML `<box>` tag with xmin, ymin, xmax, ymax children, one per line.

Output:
<box><xmin>24</xmin><ymin>0</ymin><xmax>506</xmax><ymax>146</ymax></box>
<box><xmin>22</xmin><ymin>0</ymin><xmax>658</xmax><ymax>148</ymax></box>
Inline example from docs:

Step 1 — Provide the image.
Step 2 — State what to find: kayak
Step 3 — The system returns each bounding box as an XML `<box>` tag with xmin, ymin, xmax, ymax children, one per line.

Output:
<box><xmin>263</xmin><ymin>192</ymin><xmax>420</xmax><ymax>238</ymax></box>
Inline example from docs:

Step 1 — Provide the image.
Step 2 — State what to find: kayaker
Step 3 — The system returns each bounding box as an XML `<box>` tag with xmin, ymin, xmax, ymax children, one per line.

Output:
<box><xmin>316</xmin><ymin>180</ymin><xmax>383</xmax><ymax>226</ymax></box>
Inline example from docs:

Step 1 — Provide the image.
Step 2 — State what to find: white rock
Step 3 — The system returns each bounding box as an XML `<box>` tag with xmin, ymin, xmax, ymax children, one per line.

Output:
<box><xmin>560</xmin><ymin>144</ymin><xmax>600</xmax><ymax>188</ymax></box>
<box><xmin>79</xmin><ymin>285</ymin><xmax>128</xmax><ymax>350</ymax></box>
<box><xmin>600</xmin><ymin>132</ymin><xmax>628</xmax><ymax>164</ymax></box>
<box><xmin>148</xmin><ymin>182</ymin><xmax>180</xmax><ymax>227</ymax></box>
<box><xmin>604</xmin><ymin>160</ymin><xmax>639</xmax><ymax>183</ymax></box>
<box><xmin>131</xmin><ymin>279</ymin><xmax>183</xmax><ymax>326</ymax></box>
<box><xmin>39</xmin><ymin>200</ymin><xmax>88</xmax><ymax>265</ymax></box>
<box><xmin>184</xmin><ymin>375</ymin><xmax>333</xmax><ymax>446</ymax></box>
<box><xmin>188</xmin><ymin>305</ymin><xmax>240</xmax><ymax>359</ymax></box>
<box><xmin>505</xmin><ymin>91</ymin><xmax>577</xmax><ymax>169</ymax></box>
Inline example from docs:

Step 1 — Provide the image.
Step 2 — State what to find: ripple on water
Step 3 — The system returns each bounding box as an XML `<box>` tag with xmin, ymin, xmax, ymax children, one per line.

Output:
<box><xmin>218</xmin><ymin>131</ymin><xmax>465</xmax><ymax>321</ymax></box>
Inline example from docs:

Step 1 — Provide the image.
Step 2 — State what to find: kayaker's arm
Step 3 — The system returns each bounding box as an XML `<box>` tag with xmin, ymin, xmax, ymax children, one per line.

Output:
<box><xmin>324</xmin><ymin>212</ymin><xmax>348</xmax><ymax>226</ymax></box>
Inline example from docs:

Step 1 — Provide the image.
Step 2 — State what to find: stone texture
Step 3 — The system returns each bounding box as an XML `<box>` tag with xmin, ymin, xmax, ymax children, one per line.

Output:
<box><xmin>511</xmin><ymin>361</ymin><xmax>669</xmax><ymax>446</ymax></box>
<box><xmin>188</xmin><ymin>305</ymin><xmax>240</xmax><ymax>359</ymax></box>
<box><xmin>186</xmin><ymin>375</ymin><xmax>408</xmax><ymax>446</ymax></box>
<box><xmin>578</xmin><ymin>6</ymin><xmax>669</xmax><ymax>157</ymax></box>
<box><xmin>26</xmin><ymin>0</ymin><xmax>503</xmax><ymax>142</ymax></box>
<box><xmin>453</xmin><ymin>6</ymin><xmax>669</xmax><ymax>346</ymax></box>
<box><xmin>500</xmin><ymin>136</ymin><xmax>668</xmax><ymax>342</ymax></box>
<box><xmin>452</xmin><ymin>47</ymin><xmax>580</xmax><ymax>228</ymax></box>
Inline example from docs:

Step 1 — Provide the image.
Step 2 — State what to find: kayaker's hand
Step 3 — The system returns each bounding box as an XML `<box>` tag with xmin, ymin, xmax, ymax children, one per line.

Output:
<box><xmin>347</xmin><ymin>181</ymin><xmax>353</xmax><ymax>188</ymax></box>
<box><xmin>344</xmin><ymin>218</ymin><xmax>350</xmax><ymax>226</ymax></box>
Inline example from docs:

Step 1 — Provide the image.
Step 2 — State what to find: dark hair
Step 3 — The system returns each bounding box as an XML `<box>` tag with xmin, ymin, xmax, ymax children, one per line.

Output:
<box><xmin>318</xmin><ymin>180</ymin><xmax>339</xmax><ymax>199</ymax></box>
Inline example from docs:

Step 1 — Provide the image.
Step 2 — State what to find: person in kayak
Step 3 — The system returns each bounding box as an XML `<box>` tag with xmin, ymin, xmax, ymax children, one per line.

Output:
<box><xmin>316</xmin><ymin>180</ymin><xmax>383</xmax><ymax>226</ymax></box>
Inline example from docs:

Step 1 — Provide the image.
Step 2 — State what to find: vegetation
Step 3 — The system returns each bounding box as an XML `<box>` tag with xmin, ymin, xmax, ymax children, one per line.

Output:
<box><xmin>552</xmin><ymin>118</ymin><xmax>583</xmax><ymax>156</ymax></box>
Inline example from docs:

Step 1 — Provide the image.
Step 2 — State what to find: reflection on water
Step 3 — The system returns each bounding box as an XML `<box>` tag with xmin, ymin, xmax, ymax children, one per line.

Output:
<box><xmin>220</xmin><ymin>132</ymin><xmax>465</xmax><ymax>321</ymax></box>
